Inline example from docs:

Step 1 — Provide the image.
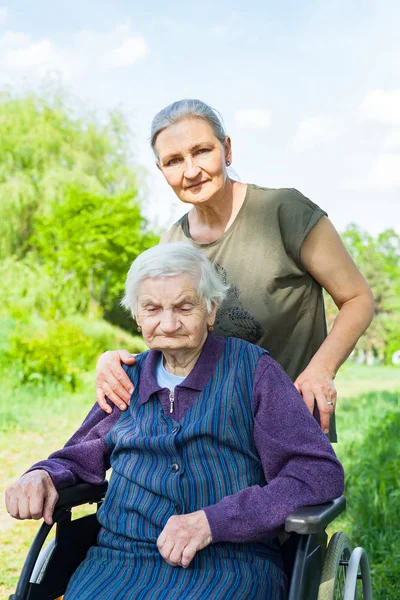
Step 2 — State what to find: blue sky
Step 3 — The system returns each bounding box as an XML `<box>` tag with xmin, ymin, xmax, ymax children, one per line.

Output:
<box><xmin>1</xmin><ymin>0</ymin><xmax>399</xmax><ymax>234</ymax></box>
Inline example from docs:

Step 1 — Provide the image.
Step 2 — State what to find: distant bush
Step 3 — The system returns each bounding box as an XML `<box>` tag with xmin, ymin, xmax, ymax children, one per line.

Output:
<box><xmin>2</xmin><ymin>316</ymin><xmax>146</xmax><ymax>389</ymax></box>
<box><xmin>0</xmin><ymin>257</ymin><xmax>84</xmax><ymax>321</ymax></box>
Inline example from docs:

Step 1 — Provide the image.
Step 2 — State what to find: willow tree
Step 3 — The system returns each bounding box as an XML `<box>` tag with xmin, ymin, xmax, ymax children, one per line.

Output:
<box><xmin>0</xmin><ymin>86</ymin><xmax>158</xmax><ymax>317</ymax></box>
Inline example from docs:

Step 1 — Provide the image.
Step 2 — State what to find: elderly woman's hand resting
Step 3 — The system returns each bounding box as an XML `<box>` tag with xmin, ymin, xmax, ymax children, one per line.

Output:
<box><xmin>5</xmin><ymin>470</ymin><xmax>59</xmax><ymax>525</ymax></box>
<box><xmin>157</xmin><ymin>511</ymin><xmax>212</xmax><ymax>568</ymax></box>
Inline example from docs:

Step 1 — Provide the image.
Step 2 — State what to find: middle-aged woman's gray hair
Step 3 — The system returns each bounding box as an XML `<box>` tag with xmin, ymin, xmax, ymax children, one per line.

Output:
<box><xmin>150</xmin><ymin>99</ymin><xmax>227</xmax><ymax>157</ymax></box>
<box><xmin>121</xmin><ymin>242</ymin><xmax>229</xmax><ymax>316</ymax></box>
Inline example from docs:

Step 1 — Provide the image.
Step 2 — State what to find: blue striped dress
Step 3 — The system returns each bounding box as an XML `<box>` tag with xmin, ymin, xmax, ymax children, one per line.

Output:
<box><xmin>64</xmin><ymin>338</ymin><xmax>287</xmax><ymax>599</ymax></box>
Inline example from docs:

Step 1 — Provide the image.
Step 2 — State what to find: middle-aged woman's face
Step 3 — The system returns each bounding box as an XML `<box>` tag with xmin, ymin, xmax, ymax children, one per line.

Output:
<box><xmin>155</xmin><ymin>117</ymin><xmax>232</xmax><ymax>206</ymax></box>
<box><xmin>135</xmin><ymin>273</ymin><xmax>216</xmax><ymax>353</ymax></box>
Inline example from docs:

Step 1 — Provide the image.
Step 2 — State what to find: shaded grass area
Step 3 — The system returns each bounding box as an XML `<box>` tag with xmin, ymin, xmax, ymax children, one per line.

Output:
<box><xmin>1</xmin><ymin>366</ymin><xmax>399</xmax><ymax>598</ymax></box>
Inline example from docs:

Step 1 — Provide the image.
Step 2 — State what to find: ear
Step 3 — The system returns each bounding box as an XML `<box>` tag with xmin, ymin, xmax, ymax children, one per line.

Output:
<box><xmin>224</xmin><ymin>136</ymin><xmax>232</xmax><ymax>164</ymax></box>
<box><xmin>207</xmin><ymin>303</ymin><xmax>218</xmax><ymax>327</ymax></box>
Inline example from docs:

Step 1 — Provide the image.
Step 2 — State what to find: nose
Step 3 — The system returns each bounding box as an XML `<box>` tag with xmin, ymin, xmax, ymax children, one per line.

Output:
<box><xmin>183</xmin><ymin>157</ymin><xmax>201</xmax><ymax>179</ymax></box>
<box><xmin>159</xmin><ymin>311</ymin><xmax>180</xmax><ymax>333</ymax></box>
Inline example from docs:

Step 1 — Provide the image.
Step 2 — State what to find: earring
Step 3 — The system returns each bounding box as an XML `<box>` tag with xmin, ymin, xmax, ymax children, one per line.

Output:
<box><xmin>208</xmin><ymin>325</ymin><xmax>214</xmax><ymax>332</ymax></box>
<box><xmin>137</xmin><ymin>326</ymin><xmax>142</xmax><ymax>333</ymax></box>
<box><xmin>226</xmin><ymin>160</ymin><xmax>231</xmax><ymax>166</ymax></box>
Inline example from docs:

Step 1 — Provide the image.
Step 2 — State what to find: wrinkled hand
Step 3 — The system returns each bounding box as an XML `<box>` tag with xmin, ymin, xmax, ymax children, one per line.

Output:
<box><xmin>294</xmin><ymin>367</ymin><xmax>337</xmax><ymax>434</ymax></box>
<box><xmin>5</xmin><ymin>470</ymin><xmax>59</xmax><ymax>525</ymax></box>
<box><xmin>96</xmin><ymin>349</ymin><xmax>137</xmax><ymax>413</ymax></box>
<box><xmin>157</xmin><ymin>510</ymin><xmax>212</xmax><ymax>568</ymax></box>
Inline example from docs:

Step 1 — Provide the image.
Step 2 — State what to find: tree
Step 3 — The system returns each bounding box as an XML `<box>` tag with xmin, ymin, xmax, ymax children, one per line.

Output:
<box><xmin>330</xmin><ymin>225</ymin><xmax>400</xmax><ymax>364</ymax></box>
<box><xmin>0</xmin><ymin>85</ymin><xmax>158</xmax><ymax>320</ymax></box>
<box><xmin>31</xmin><ymin>186</ymin><xmax>158</xmax><ymax>316</ymax></box>
<box><xmin>0</xmin><ymin>85</ymin><xmax>143</xmax><ymax>260</ymax></box>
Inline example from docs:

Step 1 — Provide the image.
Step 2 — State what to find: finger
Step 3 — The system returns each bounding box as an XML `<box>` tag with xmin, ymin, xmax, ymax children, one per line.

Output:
<box><xmin>315</xmin><ymin>393</ymin><xmax>331</xmax><ymax>434</ymax></box>
<box><xmin>118</xmin><ymin>350</ymin><xmax>137</xmax><ymax>365</ymax></box>
<box><xmin>109</xmin><ymin>360</ymin><xmax>135</xmax><ymax>398</ymax></box>
<box><xmin>96</xmin><ymin>387</ymin><xmax>112</xmax><ymax>414</ymax></box>
<box><xmin>17</xmin><ymin>494</ymin><xmax>31</xmax><ymax>520</ymax></box>
<box><xmin>300</xmin><ymin>387</ymin><xmax>315</xmax><ymax>414</ymax></box>
<box><xmin>158</xmin><ymin>538</ymin><xmax>175</xmax><ymax>563</ymax></box>
<box><xmin>157</xmin><ymin>530</ymin><xmax>167</xmax><ymax>549</ymax></box>
<box><xmin>5</xmin><ymin>492</ymin><xmax>19</xmax><ymax>519</ymax></box>
<box><xmin>29</xmin><ymin>491</ymin><xmax>46</xmax><ymax>520</ymax></box>
<box><xmin>181</xmin><ymin>542</ymin><xmax>198</xmax><ymax>568</ymax></box>
<box><xmin>42</xmin><ymin>488</ymin><xmax>58</xmax><ymax>525</ymax></box>
<box><xmin>101</xmin><ymin>382</ymin><xmax>129</xmax><ymax>411</ymax></box>
<box><xmin>293</xmin><ymin>379</ymin><xmax>301</xmax><ymax>394</ymax></box>
<box><xmin>169</xmin><ymin>542</ymin><xmax>185</xmax><ymax>565</ymax></box>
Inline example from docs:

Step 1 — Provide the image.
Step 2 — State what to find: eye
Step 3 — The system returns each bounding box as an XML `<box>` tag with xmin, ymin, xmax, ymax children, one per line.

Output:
<box><xmin>179</xmin><ymin>304</ymin><xmax>193</xmax><ymax>313</ymax></box>
<box><xmin>196</xmin><ymin>148</ymin><xmax>211</xmax><ymax>156</ymax></box>
<box><xmin>166</xmin><ymin>157</ymin><xmax>182</xmax><ymax>167</ymax></box>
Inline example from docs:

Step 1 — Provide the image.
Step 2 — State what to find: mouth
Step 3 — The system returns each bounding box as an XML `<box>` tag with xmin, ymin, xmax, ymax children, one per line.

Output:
<box><xmin>185</xmin><ymin>180</ymin><xmax>208</xmax><ymax>190</ymax></box>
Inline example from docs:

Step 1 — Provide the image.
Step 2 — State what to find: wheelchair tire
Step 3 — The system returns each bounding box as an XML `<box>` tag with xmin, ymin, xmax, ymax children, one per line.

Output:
<box><xmin>317</xmin><ymin>532</ymin><xmax>352</xmax><ymax>600</ymax></box>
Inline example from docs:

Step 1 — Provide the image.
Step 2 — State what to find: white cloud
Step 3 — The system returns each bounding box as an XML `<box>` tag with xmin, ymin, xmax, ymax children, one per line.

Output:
<box><xmin>209</xmin><ymin>24</ymin><xmax>229</xmax><ymax>37</ymax></box>
<box><xmin>104</xmin><ymin>35</ymin><xmax>148</xmax><ymax>68</ymax></box>
<box><xmin>235</xmin><ymin>109</ymin><xmax>270</xmax><ymax>130</ymax></box>
<box><xmin>359</xmin><ymin>90</ymin><xmax>400</xmax><ymax>126</ymax></box>
<box><xmin>0</xmin><ymin>6</ymin><xmax>7</xmax><ymax>25</ymax></box>
<box><xmin>368</xmin><ymin>153</ymin><xmax>400</xmax><ymax>187</ymax></box>
<box><xmin>6</xmin><ymin>39</ymin><xmax>55</xmax><ymax>68</ymax></box>
<box><xmin>0</xmin><ymin>25</ymin><xmax>148</xmax><ymax>81</ymax></box>
<box><xmin>383</xmin><ymin>131</ymin><xmax>400</xmax><ymax>150</ymax></box>
<box><xmin>292</xmin><ymin>116</ymin><xmax>341</xmax><ymax>152</ymax></box>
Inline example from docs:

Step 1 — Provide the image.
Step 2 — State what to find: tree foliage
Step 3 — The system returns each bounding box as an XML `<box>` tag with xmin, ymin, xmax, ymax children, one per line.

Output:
<box><xmin>0</xmin><ymin>86</ymin><xmax>143</xmax><ymax>260</ymax></box>
<box><xmin>325</xmin><ymin>225</ymin><xmax>400</xmax><ymax>363</ymax></box>
<box><xmin>31</xmin><ymin>186</ymin><xmax>158</xmax><ymax>315</ymax></box>
<box><xmin>0</xmin><ymin>86</ymin><xmax>158</xmax><ymax>318</ymax></box>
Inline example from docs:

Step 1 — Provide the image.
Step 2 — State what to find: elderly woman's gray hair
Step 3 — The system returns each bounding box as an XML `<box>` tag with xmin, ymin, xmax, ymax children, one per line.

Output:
<box><xmin>150</xmin><ymin>99</ymin><xmax>227</xmax><ymax>157</ymax></box>
<box><xmin>121</xmin><ymin>243</ymin><xmax>228</xmax><ymax>316</ymax></box>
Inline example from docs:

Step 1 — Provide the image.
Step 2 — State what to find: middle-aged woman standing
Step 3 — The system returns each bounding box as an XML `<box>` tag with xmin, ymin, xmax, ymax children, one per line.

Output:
<box><xmin>95</xmin><ymin>99</ymin><xmax>374</xmax><ymax>440</ymax></box>
<box><xmin>6</xmin><ymin>244</ymin><xmax>344</xmax><ymax>599</ymax></box>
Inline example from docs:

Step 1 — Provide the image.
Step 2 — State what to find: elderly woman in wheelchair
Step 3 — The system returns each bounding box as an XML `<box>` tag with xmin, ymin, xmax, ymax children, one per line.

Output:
<box><xmin>6</xmin><ymin>243</ymin><xmax>345</xmax><ymax>600</ymax></box>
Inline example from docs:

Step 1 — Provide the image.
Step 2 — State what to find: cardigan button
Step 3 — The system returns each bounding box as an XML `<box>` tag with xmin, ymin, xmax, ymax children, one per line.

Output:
<box><xmin>175</xmin><ymin>503</ymin><xmax>183</xmax><ymax>514</ymax></box>
<box><xmin>170</xmin><ymin>463</ymin><xmax>180</xmax><ymax>473</ymax></box>
<box><xmin>172</xmin><ymin>427</ymin><xmax>179</xmax><ymax>434</ymax></box>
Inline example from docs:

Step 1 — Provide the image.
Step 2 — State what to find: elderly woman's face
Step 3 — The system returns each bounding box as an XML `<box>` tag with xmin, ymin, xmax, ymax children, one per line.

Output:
<box><xmin>155</xmin><ymin>118</ymin><xmax>232</xmax><ymax>206</ymax></box>
<box><xmin>135</xmin><ymin>274</ymin><xmax>216</xmax><ymax>352</ymax></box>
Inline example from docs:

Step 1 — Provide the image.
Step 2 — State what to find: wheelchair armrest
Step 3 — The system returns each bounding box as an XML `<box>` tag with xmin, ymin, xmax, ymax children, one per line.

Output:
<box><xmin>284</xmin><ymin>496</ymin><xmax>346</xmax><ymax>535</ymax></box>
<box><xmin>53</xmin><ymin>482</ymin><xmax>108</xmax><ymax>519</ymax></box>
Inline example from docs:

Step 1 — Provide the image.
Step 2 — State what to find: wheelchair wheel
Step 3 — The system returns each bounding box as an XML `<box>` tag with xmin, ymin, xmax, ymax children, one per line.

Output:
<box><xmin>318</xmin><ymin>532</ymin><xmax>352</xmax><ymax>600</ymax></box>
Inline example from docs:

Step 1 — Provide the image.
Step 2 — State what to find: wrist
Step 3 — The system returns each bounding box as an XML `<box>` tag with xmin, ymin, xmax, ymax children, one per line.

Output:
<box><xmin>303</xmin><ymin>360</ymin><xmax>336</xmax><ymax>380</ymax></box>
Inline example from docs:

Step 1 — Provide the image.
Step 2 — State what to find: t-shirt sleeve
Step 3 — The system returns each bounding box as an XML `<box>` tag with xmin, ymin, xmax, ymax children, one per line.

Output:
<box><xmin>277</xmin><ymin>188</ymin><xmax>327</xmax><ymax>269</ymax></box>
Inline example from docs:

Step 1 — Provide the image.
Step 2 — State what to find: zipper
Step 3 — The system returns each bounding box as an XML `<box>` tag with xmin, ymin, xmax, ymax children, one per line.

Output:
<box><xmin>169</xmin><ymin>389</ymin><xmax>175</xmax><ymax>414</ymax></box>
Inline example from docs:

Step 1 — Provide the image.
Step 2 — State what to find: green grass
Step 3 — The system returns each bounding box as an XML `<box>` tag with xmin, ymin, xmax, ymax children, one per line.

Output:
<box><xmin>1</xmin><ymin>364</ymin><xmax>399</xmax><ymax>598</ymax></box>
<box><xmin>333</xmin><ymin>386</ymin><xmax>400</xmax><ymax>600</ymax></box>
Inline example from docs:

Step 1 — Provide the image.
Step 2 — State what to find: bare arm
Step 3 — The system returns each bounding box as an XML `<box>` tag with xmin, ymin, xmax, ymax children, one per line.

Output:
<box><xmin>295</xmin><ymin>216</ymin><xmax>374</xmax><ymax>432</ymax></box>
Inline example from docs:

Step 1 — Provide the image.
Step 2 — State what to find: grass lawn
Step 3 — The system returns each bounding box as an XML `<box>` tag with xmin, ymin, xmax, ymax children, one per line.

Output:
<box><xmin>1</xmin><ymin>364</ymin><xmax>399</xmax><ymax>598</ymax></box>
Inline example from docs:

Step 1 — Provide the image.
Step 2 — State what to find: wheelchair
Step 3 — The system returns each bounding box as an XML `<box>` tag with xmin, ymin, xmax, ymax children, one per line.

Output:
<box><xmin>9</xmin><ymin>482</ymin><xmax>372</xmax><ymax>600</ymax></box>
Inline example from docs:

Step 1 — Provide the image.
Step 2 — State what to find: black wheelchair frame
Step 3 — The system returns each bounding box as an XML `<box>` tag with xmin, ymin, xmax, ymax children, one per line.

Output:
<box><xmin>9</xmin><ymin>483</ymin><xmax>372</xmax><ymax>600</ymax></box>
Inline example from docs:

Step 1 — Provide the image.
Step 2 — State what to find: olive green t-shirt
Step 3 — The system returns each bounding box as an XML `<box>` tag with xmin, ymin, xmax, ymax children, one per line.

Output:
<box><xmin>161</xmin><ymin>184</ymin><xmax>336</xmax><ymax>440</ymax></box>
